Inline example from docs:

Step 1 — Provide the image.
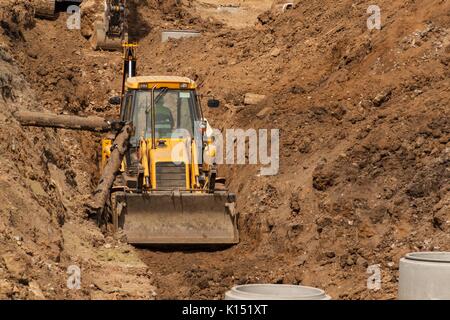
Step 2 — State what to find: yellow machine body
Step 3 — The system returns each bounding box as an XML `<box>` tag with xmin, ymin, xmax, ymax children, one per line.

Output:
<box><xmin>102</xmin><ymin>76</ymin><xmax>238</xmax><ymax>245</ymax></box>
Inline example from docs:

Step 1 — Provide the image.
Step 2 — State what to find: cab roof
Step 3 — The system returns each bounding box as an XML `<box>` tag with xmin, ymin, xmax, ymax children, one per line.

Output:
<box><xmin>126</xmin><ymin>76</ymin><xmax>197</xmax><ymax>89</ymax></box>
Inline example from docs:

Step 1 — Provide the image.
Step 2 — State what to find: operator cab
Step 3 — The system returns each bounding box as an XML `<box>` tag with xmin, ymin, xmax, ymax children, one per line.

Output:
<box><xmin>120</xmin><ymin>76</ymin><xmax>203</xmax><ymax>147</ymax></box>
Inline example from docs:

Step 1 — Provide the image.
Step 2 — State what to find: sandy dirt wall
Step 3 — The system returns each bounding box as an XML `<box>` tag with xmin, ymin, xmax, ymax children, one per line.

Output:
<box><xmin>0</xmin><ymin>1</ymin><xmax>155</xmax><ymax>299</ymax></box>
<box><xmin>133</xmin><ymin>0</ymin><xmax>449</xmax><ymax>299</ymax></box>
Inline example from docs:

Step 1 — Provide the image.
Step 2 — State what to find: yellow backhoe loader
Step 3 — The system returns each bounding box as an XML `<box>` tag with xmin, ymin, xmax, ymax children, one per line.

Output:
<box><xmin>101</xmin><ymin>45</ymin><xmax>239</xmax><ymax>245</ymax></box>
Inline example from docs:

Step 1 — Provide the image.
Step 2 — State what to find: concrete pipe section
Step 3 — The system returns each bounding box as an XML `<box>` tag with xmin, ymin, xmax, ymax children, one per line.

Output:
<box><xmin>399</xmin><ymin>252</ymin><xmax>450</xmax><ymax>300</ymax></box>
<box><xmin>161</xmin><ymin>30</ymin><xmax>201</xmax><ymax>43</ymax></box>
<box><xmin>225</xmin><ymin>284</ymin><xmax>331</xmax><ymax>300</ymax></box>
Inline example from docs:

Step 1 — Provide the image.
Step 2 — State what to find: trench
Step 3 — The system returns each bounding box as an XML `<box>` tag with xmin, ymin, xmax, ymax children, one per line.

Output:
<box><xmin>2</xmin><ymin>0</ymin><xmax>449</xmax><ymax>300</ymax></box>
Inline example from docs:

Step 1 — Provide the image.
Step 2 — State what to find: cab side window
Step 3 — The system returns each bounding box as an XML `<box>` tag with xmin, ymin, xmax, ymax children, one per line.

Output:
<box><xmin>179</xmin><ymin>95</ymin><xmax>194</xmax><ymax>136</ymax></box>
<box><xmin>121</xmin><ymin>94</ymin><xmax>133</xmax><ymax>121</ymax></box>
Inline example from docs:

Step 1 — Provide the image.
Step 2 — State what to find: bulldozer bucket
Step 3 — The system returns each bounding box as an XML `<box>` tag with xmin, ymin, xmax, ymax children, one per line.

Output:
<box><xmin>116</xmin><ymin>191</ymin><xmax>239</xmax><ymax>245</ymax></box>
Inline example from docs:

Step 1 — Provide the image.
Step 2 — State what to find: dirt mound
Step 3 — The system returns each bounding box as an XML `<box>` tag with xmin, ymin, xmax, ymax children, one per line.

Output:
<box><xmin>0</xmin><ymin>0</ymin><xmax>34</xmax><ymax>40</ymax></box>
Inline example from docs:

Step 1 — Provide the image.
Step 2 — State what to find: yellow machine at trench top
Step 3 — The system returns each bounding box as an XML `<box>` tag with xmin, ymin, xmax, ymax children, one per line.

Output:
<box><xmin>101</xmin><ymin>46</ymin><xmax>238</xmax><ymax>245</ymax></box>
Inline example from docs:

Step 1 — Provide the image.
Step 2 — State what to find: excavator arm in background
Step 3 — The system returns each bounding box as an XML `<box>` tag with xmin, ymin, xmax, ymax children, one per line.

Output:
<box><xmin>91</xmin><ymin>0</ymin><xmax>128</xmax><ymax>50</ymax></box>
<box><xmin>33</xmin><ymin>0</ymin><xmax>128</xmax><ymax>51</ymax></box>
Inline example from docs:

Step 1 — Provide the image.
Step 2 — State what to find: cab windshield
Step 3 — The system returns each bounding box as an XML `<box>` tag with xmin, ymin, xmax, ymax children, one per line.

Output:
<box><xmin>132</xmin><ymin>89</ymin><xmax>200</xmax><ymax>142</ymax></box>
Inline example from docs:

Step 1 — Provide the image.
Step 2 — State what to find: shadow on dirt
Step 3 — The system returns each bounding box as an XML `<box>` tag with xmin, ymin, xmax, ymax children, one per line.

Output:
<box><xmin>134</xmin><ymin>244</ymin><xmax>236</xmax><ymax>253</ymax></box>
<box><xmin>128</xmin><ymin>0</ymin><xmax>152</xmax><ymax>42</ymax></box>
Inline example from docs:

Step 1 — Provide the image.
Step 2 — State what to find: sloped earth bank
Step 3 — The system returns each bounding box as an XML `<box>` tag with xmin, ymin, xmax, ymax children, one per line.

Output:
<box><xmin>0</xmin><ymin>0</ymin><xmax>449</xmax><ymax>300</ymax></box>
<box><xmin>0</xmin><ymin>0</ymin><xmax>155</xmax><ymax>299</ymax></box>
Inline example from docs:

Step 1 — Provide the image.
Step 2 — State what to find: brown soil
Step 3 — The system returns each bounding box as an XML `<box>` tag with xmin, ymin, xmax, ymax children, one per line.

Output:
<box><xmin>0</xmin><ymin>0</ymin><xmax>449</xmax><ymax>300</ymax></box>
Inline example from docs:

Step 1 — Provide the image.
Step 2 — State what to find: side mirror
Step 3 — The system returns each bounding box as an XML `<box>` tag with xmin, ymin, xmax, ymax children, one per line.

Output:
<box><xmin>109</xmin><ymin>96</ymin><xmax>121</xmax><ymax>105</ymax></box>
<box><xmin>207</xmin><ymin>99</ymin><xmax>220</xmax><ymax>108</ymax></box>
